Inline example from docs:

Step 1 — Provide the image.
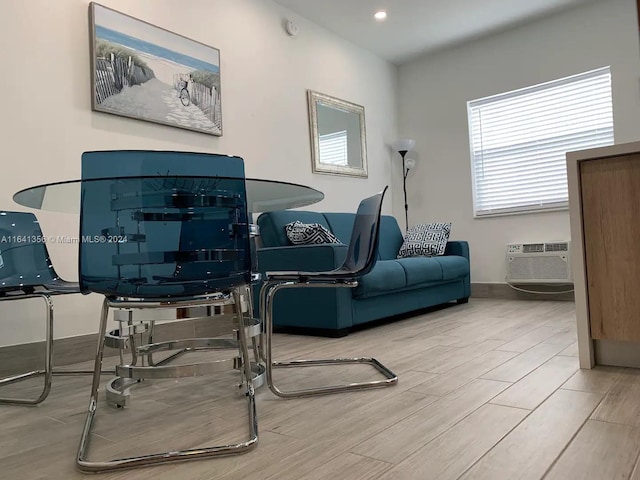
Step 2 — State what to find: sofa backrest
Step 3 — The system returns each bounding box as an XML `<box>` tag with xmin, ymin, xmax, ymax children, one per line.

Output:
<box><xmin>257</xmin><ymin>211</ymin><xmax>404</xmax><ymax>261</ymax></box>
<box><xmin>323</xmin><ymin>213</ymin><xmax>356</xmax><ymax>245</ymax></box>
<box><xmin>378</xmin><ymin>215</ymin><xmax>405</xmax><ymax>260</ymax></box>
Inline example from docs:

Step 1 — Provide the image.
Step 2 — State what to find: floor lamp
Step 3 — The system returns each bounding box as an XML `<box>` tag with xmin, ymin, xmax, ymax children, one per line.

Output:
<box><xmin>393</xmin><ymin>139</ymin><xmax>416</xmax><ymax>231</ymax></box>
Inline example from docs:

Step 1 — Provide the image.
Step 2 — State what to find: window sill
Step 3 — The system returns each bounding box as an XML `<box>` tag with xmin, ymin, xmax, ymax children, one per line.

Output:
<box><xmin>473</xmin><ymin>205</ymin><xmax>569</xmax><ymax>219</ymax></box>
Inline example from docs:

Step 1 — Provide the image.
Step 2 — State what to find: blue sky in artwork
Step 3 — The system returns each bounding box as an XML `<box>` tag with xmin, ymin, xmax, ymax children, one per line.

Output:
<box><xmin>94</xmin><ymin>3</ymin><xmax>219</xmax><ymax>72</ymax></box>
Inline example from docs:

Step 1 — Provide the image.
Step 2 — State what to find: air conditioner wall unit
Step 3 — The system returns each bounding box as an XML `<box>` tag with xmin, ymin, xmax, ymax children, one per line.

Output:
<box><xmin>506</xmin><ymin>242</ymin><xmax>572</xmax><ymax>284</ymax></box>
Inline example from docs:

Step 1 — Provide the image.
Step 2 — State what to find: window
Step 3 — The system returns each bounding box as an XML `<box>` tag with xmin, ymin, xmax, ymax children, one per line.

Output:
<box><xmin>318</xmin><ymin>130</ymin><xmax>348</xmax><ymax>166</ymax></box>
<box><xmin>467</xmin><ymin>67</ymin><xmax>614</xmax><ymax>217</ymax></box>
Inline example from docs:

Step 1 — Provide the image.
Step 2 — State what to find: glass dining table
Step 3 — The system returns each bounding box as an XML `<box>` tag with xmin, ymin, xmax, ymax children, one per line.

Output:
<box><xmin>10</xmin><ymin>177</ymin><xmax>324</xmax><ymax>407</ymax></box>
<box><xmin>13</xmin><ymin>177</ymin><xmax>324</xmax><ymax>214</ymax></box>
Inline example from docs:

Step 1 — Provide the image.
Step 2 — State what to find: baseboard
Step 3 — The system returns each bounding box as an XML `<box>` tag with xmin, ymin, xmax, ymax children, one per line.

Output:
<box><xmin>594</xmin><ymin>339</ymin><xmax>640</xmax><ymax>368</ymax></box>
<box><xmin>471</xmin><ymin>282</ymin><xmax>574</xmax><ymax>301</ymax></box>
<box><xmin>0</xmin><ymin>312</ymin><xmax>235</xmax><ymax>378</ymax></box>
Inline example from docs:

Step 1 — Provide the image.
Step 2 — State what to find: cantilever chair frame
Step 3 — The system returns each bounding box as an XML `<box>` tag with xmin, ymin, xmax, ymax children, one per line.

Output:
<box><xmin>0</xmin><ymin>292</ymin><xmax>55</xmax><ymax>405</ymax></box>
<box><xmin>0</xmin><ymin>291</ymin><xmax>111</xmax><ymax>406</ymax></box>
<box><xmin>259</xmin><ymin>187</ymin><xmax>398</xmax><ymax>398</ymax></box>
<box><xmin>76</xmin><ymin>290</ymin><xmax>260</xmax><ymax>473</ymax></box>
<box><xmin>0</xmin><ymin>211</ymin><xmax>107</xmax><ymax>406</ymax></box>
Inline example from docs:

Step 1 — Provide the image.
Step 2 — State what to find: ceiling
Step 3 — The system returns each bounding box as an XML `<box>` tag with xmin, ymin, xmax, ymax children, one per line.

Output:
<box><xmin>273</xmin><ymin>0</ymin><xmax>597</xmax><ymax>65</ymax></box>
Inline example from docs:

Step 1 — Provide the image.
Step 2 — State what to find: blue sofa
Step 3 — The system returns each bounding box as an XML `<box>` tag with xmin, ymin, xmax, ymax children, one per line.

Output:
<box><xmin>253</xmin><ymin>210</ymin><xmax>470</xmax><ymax>337</ymax></box>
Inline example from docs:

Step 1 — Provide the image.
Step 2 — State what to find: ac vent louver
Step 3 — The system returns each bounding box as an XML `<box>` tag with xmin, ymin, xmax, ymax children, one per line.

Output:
<box><xmin>522</xmin><ymin>243</ymin><xmax>544</xmax><ymax>253</ymax></box>
<box><xmin>545</xmin><ymin>242</ymin><xmax>569</xmax><ymax>252</ymax></box>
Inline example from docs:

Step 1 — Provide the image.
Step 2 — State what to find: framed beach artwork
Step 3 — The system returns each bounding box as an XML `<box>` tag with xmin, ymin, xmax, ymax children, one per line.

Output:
<box><xmin>89</xmin><ymin>2</ymin><xmax>222</xmax><ymax>136</ymax></box>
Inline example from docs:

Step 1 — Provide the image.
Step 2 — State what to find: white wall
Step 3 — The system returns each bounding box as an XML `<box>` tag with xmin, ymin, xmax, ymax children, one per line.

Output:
<box><xmin>0</xmin><ymin>0</ymin><xmax>397</xmax><ymax>346</ymax></box>
<box><xmin>397</xmin><ymin>0</ymin><xmax>640</xmax><ymax>283</ymax></box>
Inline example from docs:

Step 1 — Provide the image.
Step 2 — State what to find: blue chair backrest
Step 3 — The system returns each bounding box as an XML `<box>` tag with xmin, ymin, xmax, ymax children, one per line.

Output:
<box><xmin>79</xmin><ymin>151</ymin><xmax>251</xmax><ymax>299</ymax></box>
<box><xmin>342</xmin><ymin>187</ymin><xmax>387</xmax><ymax>276</ymax></box>
<box><xmin>0</xmin><ymin>211</ymin><xmax>59</xmax><ymax>293</ymax></box>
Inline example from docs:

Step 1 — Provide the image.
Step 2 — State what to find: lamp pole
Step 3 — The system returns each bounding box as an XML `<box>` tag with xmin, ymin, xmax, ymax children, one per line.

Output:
<box><xmin>400</xmin><ymin>150</ymin><xmax>409</xmax><ymax>231</ymax></box>
<box><xmin>393</xmin><ymin>138</ymin><xmax>416</xmax><ymax>232</ymax></box>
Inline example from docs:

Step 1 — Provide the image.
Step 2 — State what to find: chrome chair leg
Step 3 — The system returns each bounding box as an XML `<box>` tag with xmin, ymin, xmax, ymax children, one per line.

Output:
<box><xmin>76</xmin><ymin>292</ymin><xmax>260</xmax><ymax>473</ymax></box>
<box><xmin>232</xmin><ymin>289</ymin><xmax>258</xmax><ymax>446</ymax></box>
<box><xmin>262</xmin><ymin>280</ymin><xmax>398</xmax><ymax>398</ymax></box>
<box><xmin>0</xmin><ymin>294</ymin><xmax>53</xmax><ymax>405</ymax></box>
<box><xmin>77</xmin><ymin>297</ymin><xmax>111</xmax><ymax>472</ymax></box>
<box><xmin>241</xmin><ymin>284</ymin><xmax>263</xmax><ymax>363</ymax></box>
<box><xmin>0</xmin><ymin>293</ymin><xmax>114</xmax><ymax>407</ymax></box>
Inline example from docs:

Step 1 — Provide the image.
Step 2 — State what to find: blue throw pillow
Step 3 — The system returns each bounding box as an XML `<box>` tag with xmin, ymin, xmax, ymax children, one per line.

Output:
<box><xmin>397</xmin><ymin>222</ymin><xmax>451</xmax><ymax>258</ymax></box>
<box><xmin>285</xmin><ymin>221</ymin><xmax>342</xmax><ymax>245</ymax></box>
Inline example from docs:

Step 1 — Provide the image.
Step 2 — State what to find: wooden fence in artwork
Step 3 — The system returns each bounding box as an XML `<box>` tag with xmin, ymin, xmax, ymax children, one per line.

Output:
<box><xmin>94</xmin><ymin>54</ymin><xmax>154</xmax><ymax>104</ymax></box>
<box><xmin>174</xmin><ymin>74</ymin><xmax>222</xmax><ymax>130</ymax></box>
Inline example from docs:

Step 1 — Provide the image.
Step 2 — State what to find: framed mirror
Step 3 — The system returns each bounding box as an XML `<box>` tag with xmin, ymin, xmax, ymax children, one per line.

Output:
<box><xmin>307</xmin><ymin>90</ymin><xmax>368</xmax><ymax>178</ymax></box>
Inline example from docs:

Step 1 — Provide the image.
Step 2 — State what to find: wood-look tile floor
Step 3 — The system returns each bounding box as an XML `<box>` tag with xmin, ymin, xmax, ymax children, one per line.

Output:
<box><xmin>1</xmin><ymin>299</ymin><xmax>637</xmax><ymax>479</ymax></box>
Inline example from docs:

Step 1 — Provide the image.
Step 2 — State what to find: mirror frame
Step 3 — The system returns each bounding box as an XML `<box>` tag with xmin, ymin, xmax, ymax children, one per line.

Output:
<box><xmin>307</xmin><ymin>90</ymin><xmax>368</xmax><ymax>178</ymax></box>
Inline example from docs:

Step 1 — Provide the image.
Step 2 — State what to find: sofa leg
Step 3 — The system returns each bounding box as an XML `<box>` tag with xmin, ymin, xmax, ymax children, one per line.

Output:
<box><xmin>457</xmin><ymin>297</ymin><xmax>469</xmax><ymax>304</ymax></box>
<box><xmin>273</xmin><ymin>325</ymin><xmax>350</xmax><ymax>338</ymax></box>
<box><xmin>331</xmin><ymin>328</ymin><xmax>350</xmax><ymax>338</ymax></box>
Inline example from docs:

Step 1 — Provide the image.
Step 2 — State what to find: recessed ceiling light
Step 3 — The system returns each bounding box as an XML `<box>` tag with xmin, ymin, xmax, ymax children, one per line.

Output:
<box><xmin>374</xmin><ymin>10</ymin><xmax>387</xmax><ymax>21</ymax></box>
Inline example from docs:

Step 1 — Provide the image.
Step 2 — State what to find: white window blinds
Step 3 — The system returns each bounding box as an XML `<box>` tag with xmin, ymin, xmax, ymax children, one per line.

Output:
<box><xmin>319</xmin><ymin>130</ymin><xmax>348</xmax><ymax>166</ymax></box>
<box><xmin>468</xmin><ymin>67</ymin><xmax>614</xmax><ymax>217</ymax></box>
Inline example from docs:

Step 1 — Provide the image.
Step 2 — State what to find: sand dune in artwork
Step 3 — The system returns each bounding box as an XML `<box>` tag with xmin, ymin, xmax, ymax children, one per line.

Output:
<box><xmin>98</xmin><ymin>49</ymin><xmax>220</xmax><ymax>134</ymax></box>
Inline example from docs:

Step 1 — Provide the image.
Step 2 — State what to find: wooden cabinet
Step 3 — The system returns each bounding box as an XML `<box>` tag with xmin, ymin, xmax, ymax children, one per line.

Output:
<box><xmin>580</xmin><ymin>154</ymin><xmax>640</xmax><ymax>342</ymax></box>
<box><xmin>569</xmin><ymin>142</ymin><xmax>640</xmax><ymax>368</ymax></box>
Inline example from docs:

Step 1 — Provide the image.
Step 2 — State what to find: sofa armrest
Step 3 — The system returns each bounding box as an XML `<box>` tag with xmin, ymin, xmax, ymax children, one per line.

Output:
<box><xmin>444</xmin><ymin>241</ymin><xmax>469</xmax><ymax>260</ymax></box>
<box><xmin>257</xmin><ymin>244</ymin><xmax>349</xmax><ymax>273</ymax></box>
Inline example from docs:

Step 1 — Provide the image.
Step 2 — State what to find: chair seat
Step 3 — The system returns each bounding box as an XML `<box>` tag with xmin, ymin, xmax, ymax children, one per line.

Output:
<box><xmin>265</xmin><ymin>268</ymin><xmax>358</xmax><ymax>282</ymax></box>
<box><xmin>45</xmin><ymin>279</ymin><xmax>81</xmax><ymax>294</ymax></box>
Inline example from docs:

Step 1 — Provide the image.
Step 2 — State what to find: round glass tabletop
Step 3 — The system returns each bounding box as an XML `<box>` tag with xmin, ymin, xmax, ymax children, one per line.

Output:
<box><xmin>13</xmin><ymin>178</ymin><xmax>324</xmax><ymax>214</ymax></box>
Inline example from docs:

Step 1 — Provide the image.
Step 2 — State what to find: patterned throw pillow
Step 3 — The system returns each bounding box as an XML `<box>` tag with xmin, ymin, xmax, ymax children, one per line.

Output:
<box><xmin>397</xmin><ymin>222</ymin><xmax>452</xmax><ymax>258</ymax></box>
<box><xmin>285</xmin><ymin>221</ymin><xmax>342</xmax><ymax>245</ymax></box>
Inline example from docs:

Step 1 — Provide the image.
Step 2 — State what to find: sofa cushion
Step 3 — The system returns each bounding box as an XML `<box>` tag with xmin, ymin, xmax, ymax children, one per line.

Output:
<box><xmin>433</xmin><ymin>255</ymin><xmax>470</xmax><ymax>280</ymax></box>
<box><xmin>285</xmin><ymin>221</ymin><xmax>342</xmax><ymax>245</ymax></box>
<box><xmin>398</xmin><ymin>222</ymin><xmax>452</xmax><ymax>258</ymax></box>
<box><xmin>354</xmin><ymin>260</ymin><xmax>406</xmax><ymax>298</ymax></box>
<box><xmin>395</xmin><ymin>257</ymin><xmax>443</xmax><ymax>286</ymax></box>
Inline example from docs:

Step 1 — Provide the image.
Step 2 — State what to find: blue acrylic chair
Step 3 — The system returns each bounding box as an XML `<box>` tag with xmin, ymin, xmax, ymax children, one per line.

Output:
<box><xmin>259</xmin><ymin>187</ymin><xmax>398</xmax><ymax>398</ymax></box>
<box><xmin>75</xmin><ymin>151</ymin><xmax>262</xmax><ymax>473</ymax></box>
<box><xmin>0</xmin><ymin>211</ymin><xmax>81</xmax><ymax>405</ymax></box>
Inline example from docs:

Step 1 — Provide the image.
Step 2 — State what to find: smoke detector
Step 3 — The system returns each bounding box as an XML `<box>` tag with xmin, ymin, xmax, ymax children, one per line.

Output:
<box><xmin>285</xmin><ymin>19</ymin><xmax>299</xmax><ymax>37</ymax></box>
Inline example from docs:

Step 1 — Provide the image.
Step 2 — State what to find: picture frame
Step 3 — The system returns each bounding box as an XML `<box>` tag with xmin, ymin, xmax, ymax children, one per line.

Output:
<box><xmin>307</xmin><ymin>90</ymin><xmax>368</xmax><ymax>178</ymax></box>
<box><xmin>89</xmin><ymin>2</ymin><xmax>222</xmax><ymax>136</ymax></box>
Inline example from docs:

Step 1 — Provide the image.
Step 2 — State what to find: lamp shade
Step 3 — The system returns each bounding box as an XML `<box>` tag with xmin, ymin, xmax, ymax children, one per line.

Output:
<box><xmin>393</xmin><ymin>138</ymin><xmax>416</xmax><ymax>153</ymax></box>
<box><xmin>404</xmin><ymin>157</ymin><xmax>416</xmax><ymax>170</ymax></box>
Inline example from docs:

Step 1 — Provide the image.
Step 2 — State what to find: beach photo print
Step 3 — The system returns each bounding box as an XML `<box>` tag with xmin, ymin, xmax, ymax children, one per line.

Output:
<box><xmin>89</xmin><ymin>3</ymin><xmax>222</xmax><ymax>135</ymax></box>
